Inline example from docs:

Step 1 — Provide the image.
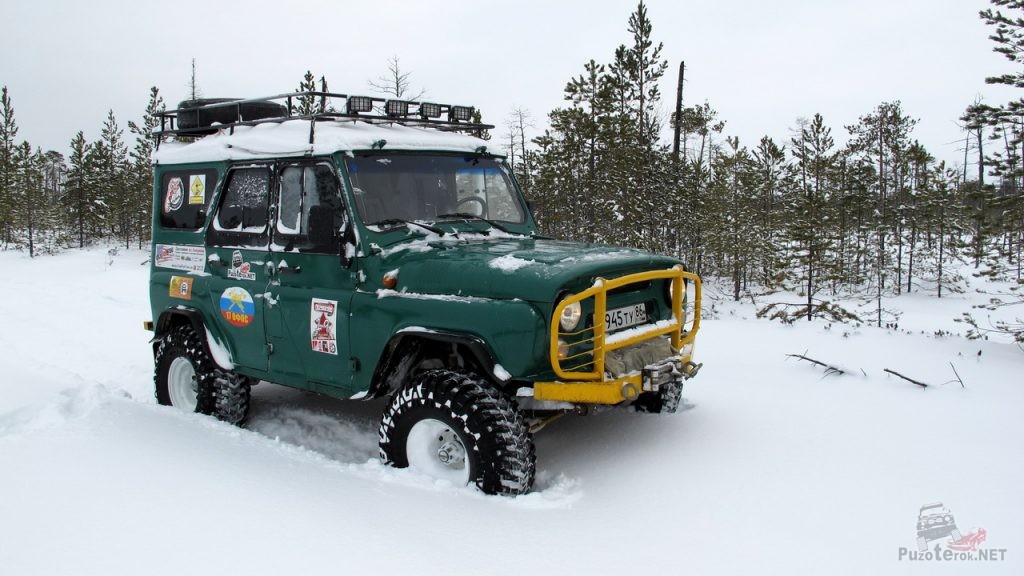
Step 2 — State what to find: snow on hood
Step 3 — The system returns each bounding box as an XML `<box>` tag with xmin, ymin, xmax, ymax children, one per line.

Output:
<box><xmin>153</xmin><ymin>120</ymin><xmax>497</xmax><ymax>164</ymax></box>
<box><xmin>381</xmin><ymin>237</ymin><xmax>680</xmax><ymax>303</ymax></box>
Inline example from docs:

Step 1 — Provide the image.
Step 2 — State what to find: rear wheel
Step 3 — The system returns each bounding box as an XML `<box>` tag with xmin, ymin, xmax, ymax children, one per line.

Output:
<box><xmin>379</xmin><ymin>369</ymin><xmax>535</xmax><ymax>495</ymax></box>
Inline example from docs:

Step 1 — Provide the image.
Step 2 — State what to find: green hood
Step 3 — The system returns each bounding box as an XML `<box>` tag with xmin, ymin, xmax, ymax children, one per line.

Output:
<box><xmin>378</xmin><ymin>236</ymin><xmax>681</xmax><ymax>303</ymax></box>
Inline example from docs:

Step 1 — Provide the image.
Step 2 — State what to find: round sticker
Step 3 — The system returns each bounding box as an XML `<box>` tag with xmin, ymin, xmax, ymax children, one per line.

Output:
<box><xmin>164</xmin><ymin>177</ymin><xmax>184</xmax><ymax>212</ymax></box>
<box><xmin>220</xmin><ymin>287</ymin><xmax>255</xmax><ymax>327</ymax></box>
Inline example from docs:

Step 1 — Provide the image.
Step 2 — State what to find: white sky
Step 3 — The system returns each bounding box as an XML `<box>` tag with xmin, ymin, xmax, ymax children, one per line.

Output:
<box><xmin>2</xmin><ymin>0</ymin><xmax>1019</xmax><ymax>168</ymax></box>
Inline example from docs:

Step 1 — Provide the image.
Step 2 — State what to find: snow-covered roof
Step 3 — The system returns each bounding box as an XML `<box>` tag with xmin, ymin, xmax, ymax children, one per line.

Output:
<box><xmin>153</xmin><ymin>119</ymin><xmax>498</xmax><ymax>164</ymax></box>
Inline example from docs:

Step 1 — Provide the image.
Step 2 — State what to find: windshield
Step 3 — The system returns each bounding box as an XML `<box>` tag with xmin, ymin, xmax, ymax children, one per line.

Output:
<box><xmin>344</xmin><ymin>153</ymin><xmax>526</xmax><ymax>228</ymax></box>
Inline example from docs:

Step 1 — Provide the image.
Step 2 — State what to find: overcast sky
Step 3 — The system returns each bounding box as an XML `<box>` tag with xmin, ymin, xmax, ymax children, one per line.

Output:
<box><xmin>2</xmin><ymin>0</ymin><xmax>1018</xmax><ymax>168</ymax></box>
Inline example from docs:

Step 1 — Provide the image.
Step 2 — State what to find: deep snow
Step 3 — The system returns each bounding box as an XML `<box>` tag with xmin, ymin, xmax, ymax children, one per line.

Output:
<box><xmin>0</xmin><ymin>247</ymin><xmax>1021</xmax><ymax>575</ymax></box>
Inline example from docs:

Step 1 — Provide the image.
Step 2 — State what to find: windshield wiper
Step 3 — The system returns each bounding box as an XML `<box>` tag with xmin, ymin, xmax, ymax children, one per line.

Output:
<box><xmin>436</xmin><ymin>213</ymin><xmax>511</xmax><ymax>234</ymax></box>
<box><xmin>370</xmin><ymin>218</ymin><xmax>446</xmax><ymax>236</ymax></box>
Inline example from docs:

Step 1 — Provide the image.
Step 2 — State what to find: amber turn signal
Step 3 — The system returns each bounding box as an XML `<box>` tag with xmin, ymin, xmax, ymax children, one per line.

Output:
<box><xmin>382</xmin><ymin>271</ymin><xmax>398</xmax><ymax>289</ymax></box>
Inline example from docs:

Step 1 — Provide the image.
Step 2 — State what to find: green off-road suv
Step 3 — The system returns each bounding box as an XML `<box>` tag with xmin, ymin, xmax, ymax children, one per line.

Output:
<box><xmin>146</xmin><ymin>92</ymin><xmax>703</xmax><ymax>495</ymax></box>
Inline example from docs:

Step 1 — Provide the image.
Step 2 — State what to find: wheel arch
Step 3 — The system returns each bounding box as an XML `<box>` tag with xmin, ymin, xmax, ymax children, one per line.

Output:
<box><xmin>153</xmin><ymin>307</ymin><xmax>233</xmax><ymax>370</ymax></box>
<box><xmin>366</xmin><ymin>329</ymin><xmax>506</xmax><ymax>399</ymax></box>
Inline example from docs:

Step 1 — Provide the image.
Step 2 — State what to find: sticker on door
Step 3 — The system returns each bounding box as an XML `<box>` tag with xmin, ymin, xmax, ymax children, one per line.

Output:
<box><xmin>311</xmin><ymin>298</ymin><xmax>338</xmax><ymax>355</ymax></box>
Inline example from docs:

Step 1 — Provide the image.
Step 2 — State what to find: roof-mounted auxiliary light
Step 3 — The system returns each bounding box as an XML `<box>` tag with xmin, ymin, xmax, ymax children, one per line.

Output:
<box><xmin>385</xmin><ymin>100</ymin><xmax>410</xmax><ymax>117</ymax></box>
<box><xmin>419</xmin><ymin>102</ymin><xmax>442</xmax><ymax>119</ymax></box>
<box><xmin>450</xmin><ymin>105</ymin><xmax>474</xmax><ymax>122</ymax></box>
<box><xmin>347</xmin><ymin>96</ymin><xmax>374</xmax><ymax>114</ymax></box>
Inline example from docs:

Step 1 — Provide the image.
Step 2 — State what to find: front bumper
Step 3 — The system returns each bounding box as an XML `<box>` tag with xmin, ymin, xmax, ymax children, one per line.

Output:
<box><xmin>534</xmin><ymin>352</ymin><xmax>701</xmax><ymax>404</ymax></box>
<box><xmin>535</xmin><ymin>266</ymin><xmax>702</xmax><ymax>405</ymax></box>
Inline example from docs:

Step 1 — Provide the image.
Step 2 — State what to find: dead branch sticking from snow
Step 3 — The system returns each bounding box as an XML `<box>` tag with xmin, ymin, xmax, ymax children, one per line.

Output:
<box><xmin>883</xmin><ymin>368</ymin><xmax>928</xmax><ymax>389</ymax></box>
<box><xmin>786</xmin><ymin>353</ymin><xmax>847</xmax><ymax>376</ymax></box>
<box><xmin>948</xmin><ymin>362</ymin><xmax>965</xmax><ymax>389</ymax></box>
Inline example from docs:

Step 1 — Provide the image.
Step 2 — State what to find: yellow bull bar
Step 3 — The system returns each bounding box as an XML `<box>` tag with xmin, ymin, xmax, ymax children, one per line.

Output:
<box><xmin>534</xmin><ymin>265</ymin><xmax>702</xmax><ymax>404</ymax></box>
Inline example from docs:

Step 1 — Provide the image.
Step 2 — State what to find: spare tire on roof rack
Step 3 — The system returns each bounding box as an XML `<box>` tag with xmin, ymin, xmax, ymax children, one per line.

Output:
<box><xmin>176</xmin><ymin>98</ymin><xmax>288</xmax><ymax>134</ymax></box>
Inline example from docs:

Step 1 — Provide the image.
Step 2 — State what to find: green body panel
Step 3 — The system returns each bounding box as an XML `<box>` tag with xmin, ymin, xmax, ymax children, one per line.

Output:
<box><xmin>149</xmin><ymin>153</ymin><xmax>684</xmax><ymax>400</ymax></box>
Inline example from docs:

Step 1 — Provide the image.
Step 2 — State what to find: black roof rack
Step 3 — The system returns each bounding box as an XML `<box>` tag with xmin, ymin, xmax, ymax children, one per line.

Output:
<box><xmin>154</xmin><ymin>91</ymin><xmax>494</xmax><ymax>147</ymax></box>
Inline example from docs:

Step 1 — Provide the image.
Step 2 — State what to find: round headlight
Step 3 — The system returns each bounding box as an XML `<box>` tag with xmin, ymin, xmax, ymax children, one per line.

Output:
<box><xmin>559</xmin><ymin>301</ymin><xmax>582</xmax><ymax>331</ymax></box>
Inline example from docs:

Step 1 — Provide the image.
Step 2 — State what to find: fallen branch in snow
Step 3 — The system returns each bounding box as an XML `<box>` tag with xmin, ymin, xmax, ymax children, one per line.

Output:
<box><xmin>786</xmin><ymin>353</ymin><xmax>846</xmax><ymax>376</ymax></box>
<box><xmin>883</xmin><ymin>368</ymin><xmax>928</xmax><ymax>389</ymax></box>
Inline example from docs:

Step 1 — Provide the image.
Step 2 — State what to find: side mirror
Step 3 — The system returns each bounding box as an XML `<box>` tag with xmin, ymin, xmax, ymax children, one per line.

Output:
<box><xmin>338</xmin><ymin>218</ymin><xmax>357</xmax><ymax>269</ymax></box>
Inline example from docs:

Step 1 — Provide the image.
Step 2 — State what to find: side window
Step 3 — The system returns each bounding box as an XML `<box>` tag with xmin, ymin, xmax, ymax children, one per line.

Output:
<box><xmin>207</xmin><ymin>166</ymin><xmax>270</xmax><ymax>247</ymax></box>
<box><xmin>275</xmin><ymin>163</ymin><xmax>343</xmax><ymax>253</ymax></box>
<box><xmin>159</xmin><ymin>170</ymin><xmax>217</xmax><ymax>229</ymax></box>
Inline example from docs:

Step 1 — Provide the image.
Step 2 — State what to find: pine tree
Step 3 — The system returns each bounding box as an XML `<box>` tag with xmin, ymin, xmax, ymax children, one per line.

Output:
<box><xmin>128</xmin><ymin>87</ymin><xmax>164</xmax><ymax>248</ymax></box>
<box><xmin>62</xmin><ymin>132</ymin><xmax>93</xmax><ymax>248</ymax></box>
<box><xmin>98</xmin><ymin>110</ymin><xmax>130</xmax><ymax>247</ymax></box>
<box><xmin>750</xmin><ymin>136</ymin><xmax>789</xmax><ymax>285</ymax></box>
<box><xmin>18</xmin><ymin>146</ymin><xmax>54</xmax><ymax>257</ymax></box>
<box><xmin>846</xmin><ymin>101</ymin><xmax>918</xmax><ymax>326</ymax></box>
<box><xmin>787</xmin><ymin>114</ymin><xmax>839</xmax><ymax>320</ymax></box>
<box><xmin>294</xmin><ymin>70</ymin><xmax>319</xmax><ymax>115</ymax></box>
<box><xmin>0</xmin><ymin>86</ymin><xmax>17</xmax><ymax>247</ymax></box>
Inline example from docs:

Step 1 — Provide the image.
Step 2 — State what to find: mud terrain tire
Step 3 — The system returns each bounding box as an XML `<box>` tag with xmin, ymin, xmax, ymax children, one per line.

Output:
<box><xmin>155</xmin><ymin>325</ymin><xmax>251</xmax><ymax>424</ymax></box>
<box><xmin>155</xmin><ymin>325</ymin><xmax>216</xmax><ymax>415</ymax></box>
<box><xmin>214</xmin><ymin>374</ymin><xmax>251</xmax><ymax>426</ymax></box>
<box><xmin>379</xmin><ymin>369</ymin><xmax>535</xmax><ymax>495</ymax></box>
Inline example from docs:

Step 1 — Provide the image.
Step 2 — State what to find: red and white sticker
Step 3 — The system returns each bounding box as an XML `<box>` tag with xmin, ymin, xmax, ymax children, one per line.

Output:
<box><xmin>310</xmin><ymin>298</ymin><xmax>338</xmax><ymax>355</ymax></box>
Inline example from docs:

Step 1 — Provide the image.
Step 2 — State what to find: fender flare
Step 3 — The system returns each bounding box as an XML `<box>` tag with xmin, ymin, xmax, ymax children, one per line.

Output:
<box><xmin>153</xmin><ymin>307</ymin><xmax>233</xmax><ymax>370</ymax></box>
<box><xmin>366</xmin><ymin>328</ymin><xmax>503</xmax><ymax>399</ymax></box>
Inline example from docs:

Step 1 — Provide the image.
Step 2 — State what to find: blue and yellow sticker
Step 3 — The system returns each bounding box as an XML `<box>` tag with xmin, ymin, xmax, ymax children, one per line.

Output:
<box><xmin>220</xmin><ymin>287</ymin><xmax>255</xmax><ymax>327</ymax></box>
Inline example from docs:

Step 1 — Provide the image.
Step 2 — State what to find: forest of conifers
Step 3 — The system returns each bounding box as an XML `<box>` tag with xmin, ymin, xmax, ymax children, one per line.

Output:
<box><xmin>0</xmin><ymin>1</ymin><xmax>1021</xmax><ymax>339</ymax></box>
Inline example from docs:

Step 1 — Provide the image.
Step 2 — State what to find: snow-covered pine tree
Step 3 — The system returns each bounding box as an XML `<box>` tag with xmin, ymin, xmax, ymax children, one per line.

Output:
<box><xmin>786</xmin><ymin>114</ymin><xmax>839</xmax><ymax>320</ymax></box>
<box><xmin>846</xmin><ymin>101</ymin><xmax>918</xmax><ymax>326</ymax></box>
<box><xmin>902</xmin><ymin>141</ymin><xmax>933</xmax><ymax>293</ymax></box>
<box><xmin>750</xmin><ymin>135</ymin><xmax>789</xmax><ymax>286</ymax></box>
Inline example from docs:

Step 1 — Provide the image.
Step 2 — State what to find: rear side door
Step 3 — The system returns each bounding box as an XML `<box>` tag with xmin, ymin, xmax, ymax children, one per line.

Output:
<box><xmin>264</xmin><ymin>160</ymin><xmax>355</xmax><ymax>391</ymax></box>
<box><xmin>204</xmin><ymin>165</ymin><xmax>273</xmax><ymax>374</ymax></box>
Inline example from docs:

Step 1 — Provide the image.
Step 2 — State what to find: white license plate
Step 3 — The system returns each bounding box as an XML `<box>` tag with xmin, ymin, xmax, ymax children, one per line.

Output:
<box><xmin>605</xmin><ymin>303</ymin><xmax>647</xmax><ymax>332</ymax></box>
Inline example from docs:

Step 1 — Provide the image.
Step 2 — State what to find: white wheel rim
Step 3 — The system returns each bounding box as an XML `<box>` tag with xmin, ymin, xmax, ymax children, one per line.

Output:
<box><xmin>167</xmin><ymin>356</ymin><xmax>198</xmax><ymax>412</ymax></box>
<box><xmin>406</xmin><ymin>419</ymin><xmax>471</xmax><ymax>485</ymax></box>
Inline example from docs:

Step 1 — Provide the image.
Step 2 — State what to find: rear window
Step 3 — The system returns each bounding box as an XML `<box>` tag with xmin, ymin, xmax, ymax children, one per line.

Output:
<box><xmin>159</xmin><ymin>169</ymin><xmax>218</xmax><ymax>229</ymax></box>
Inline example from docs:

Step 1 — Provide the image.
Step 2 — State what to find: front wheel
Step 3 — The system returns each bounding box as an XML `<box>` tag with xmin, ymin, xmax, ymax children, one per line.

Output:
<box><xmin>155</xmin><ymin>325</ymin><xmax>216</xmax><ymax>414</ymax></box>
<box><xmin>379</xmin><ymin>370</ymin><xmax>535</xmax><ymax>495</ymax></box>
<box><xmin>155</xmin><ymin>325</ymin><xmax>250</xmax><ymax>424</ymax></box>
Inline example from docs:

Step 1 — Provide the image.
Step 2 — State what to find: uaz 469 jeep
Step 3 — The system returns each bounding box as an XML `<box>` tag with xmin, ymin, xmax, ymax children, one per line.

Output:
<box><xmin>146</xmin><ymin>92</ymin><xmax>703</xmax><ymax>495</ymax></box>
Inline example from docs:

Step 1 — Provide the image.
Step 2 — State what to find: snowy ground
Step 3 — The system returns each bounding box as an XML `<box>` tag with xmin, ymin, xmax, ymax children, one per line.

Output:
<box><xmin>0</xmin><ymin>247</ymin><xmax>1021</xmax><ymax>575</ymax></box>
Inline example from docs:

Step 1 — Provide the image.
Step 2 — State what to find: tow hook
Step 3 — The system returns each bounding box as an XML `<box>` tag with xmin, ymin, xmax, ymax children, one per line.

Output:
<box><xmin>681</xmin><ymin>361</ymin><xmax>702</xmax><ymax>379</ymax></box>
